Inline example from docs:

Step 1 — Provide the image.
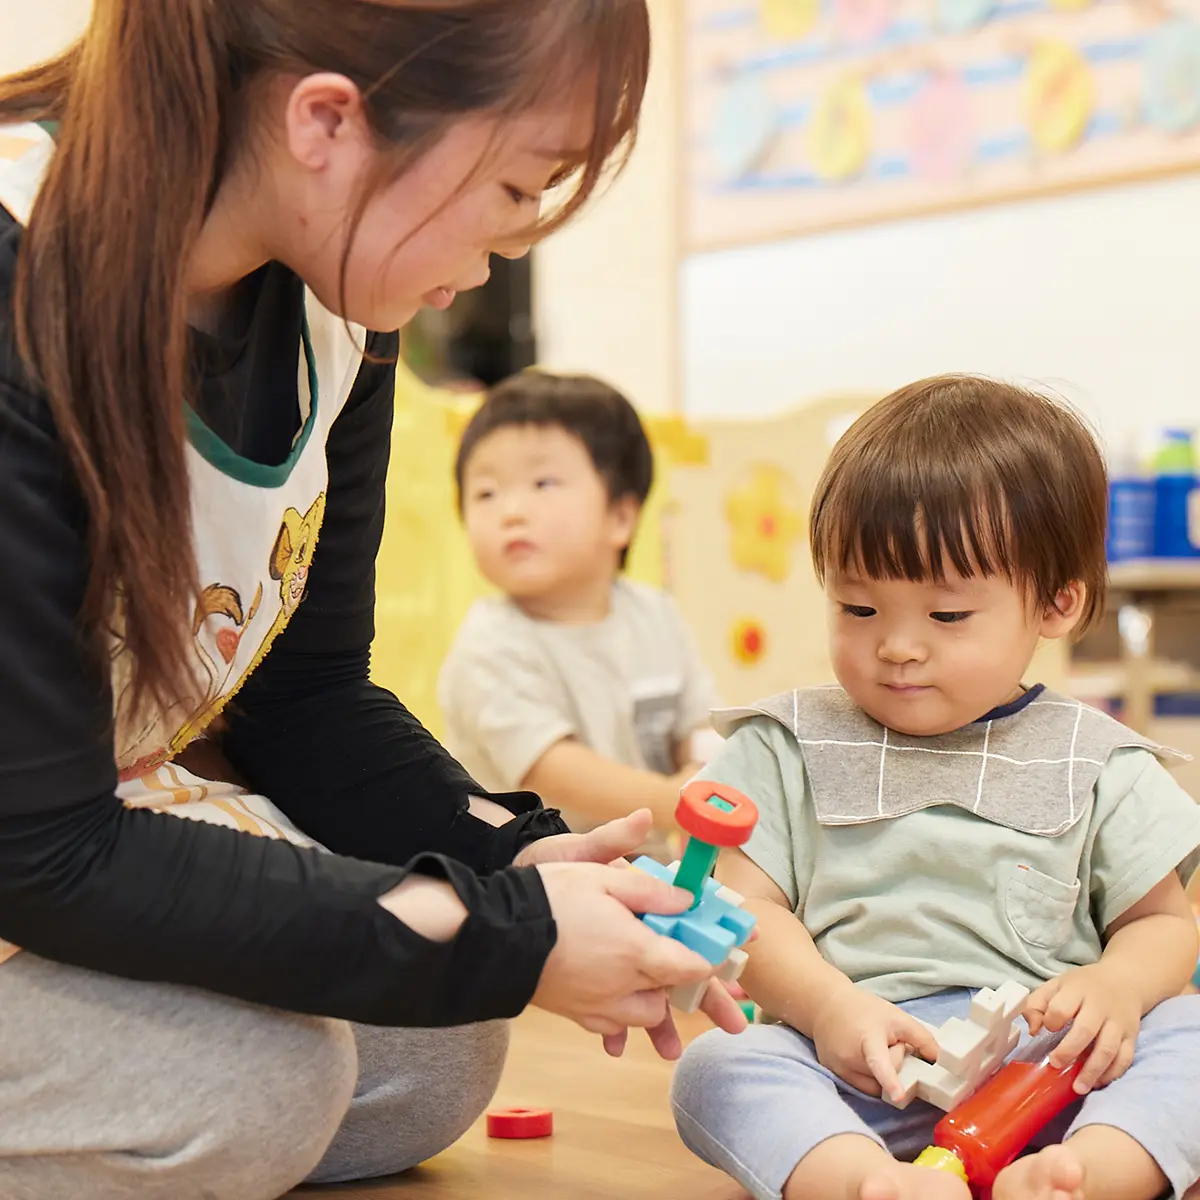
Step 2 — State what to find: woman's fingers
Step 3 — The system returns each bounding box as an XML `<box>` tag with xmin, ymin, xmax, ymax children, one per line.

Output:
<box><xmin>700</xmin><ymin>977</ymin><xmax>750</xmax><ymax>1035</ymax></box>
<box><xmin>602</xmin><ymin>1029</ymin><xmax>629</xmax><ymax>1058</ymax></box>
<box><xmin>597</xmin><ymin>987</ymin><xmax>672</xmax><ymax>1031</ymax></box>
<box><xmin>602</xmin><ymin>864</ymin><xmax>693</xmax><ymax>917</ymax></box>
<box><xmin>644</xmin><ymin>1010</ymin><xmax>685</xmax><ymax>1061</ymax></box>
<box><xmin>560</xmin><ymin>811</ymin><xmax>656</xmax><ymax>866</ymax></box>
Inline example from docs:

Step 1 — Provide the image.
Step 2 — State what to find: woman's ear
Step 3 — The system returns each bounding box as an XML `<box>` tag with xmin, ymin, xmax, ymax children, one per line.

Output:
<box><xmin>1041</xmin><ymin>581</ymin><xmax>1087</xmax><ymax>640</ymax></box>
<box><xmin>283</xmin><ymin>73</ymin><xmax>369</xmax><ymax>172</ymax></box>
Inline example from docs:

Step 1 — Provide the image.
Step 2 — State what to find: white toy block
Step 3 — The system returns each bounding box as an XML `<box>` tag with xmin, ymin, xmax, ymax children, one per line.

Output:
<box><xmin>652</xmin><ymin>862</ymin><xmax>754</xmax><ymax>1013</ymax></box>
<box><xmin>669</xmin><ymin>946</ymin><xmax>749</xmax><ymax>1013</ymax></box>
<box><xmin>887</xmin><ymin>981</ymin><xmax>1029</xmax><ymax>1111</ymax></box>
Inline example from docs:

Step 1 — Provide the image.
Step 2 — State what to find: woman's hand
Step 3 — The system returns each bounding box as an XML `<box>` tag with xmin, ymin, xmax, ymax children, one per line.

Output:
<box><xmin>518</xmin><ymin>809</ymin><xmax>752</xmax><ymax>1057</ymax></box>
<box><xmin>532</xmin><ymin>857</ymin><xmax>749</xmax><ymax>1058</ymax></box>
<box><xmin>513</xmin><ymin>807</ymin><xmax>656</xmax><ymax>869</ymax></box>
<box><xmin>598</xmin><ymin>974</ymin><xmax>748</xmax><ymax>1061</ymax></box>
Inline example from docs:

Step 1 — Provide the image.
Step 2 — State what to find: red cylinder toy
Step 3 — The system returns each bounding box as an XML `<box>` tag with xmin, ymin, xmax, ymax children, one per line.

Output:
<box><xmin>916</xmin><ymin>1026</ymin><xmax>1085</xmax><ymax>1197</ymax></box>
<box><xmin>486</xmin><ymin>1107</ymin><xmax>554</xmax><ymax>1139</ymax></box>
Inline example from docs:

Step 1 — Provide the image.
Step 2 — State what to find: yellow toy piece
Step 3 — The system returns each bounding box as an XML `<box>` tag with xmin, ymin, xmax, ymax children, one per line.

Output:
<box><xmin>808</xmin><ymin>75</ymin><xmax>873</xmax><ymax>182</ymax></box>
<box><xmin>724</xmin><ymin>462</ymin><xmax>805</xmax><ymax>583</ymax></box>
<box><xmin>1022</xmin><ymin>40</ymin><xmax>1095</xmax><ymax>154</ymax></box>
<box><xmin>914</xmin><ymin>1146</ymin><xmax>969</xmax><ymax>1181</ymax></box>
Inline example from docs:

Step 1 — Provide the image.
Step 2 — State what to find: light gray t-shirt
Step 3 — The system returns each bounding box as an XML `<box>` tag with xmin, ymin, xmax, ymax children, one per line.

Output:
<box><xmin>438</xmin><ymin>580</ymin><xmax>719</xmax><ymax>811</ymax></box>
<box><xmin>704</xmin><ymin>686</ymin><xmax>1200</xmax><ymax>1002</ymax></box>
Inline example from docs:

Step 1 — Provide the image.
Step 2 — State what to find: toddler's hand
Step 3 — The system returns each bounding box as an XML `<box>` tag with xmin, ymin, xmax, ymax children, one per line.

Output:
<box><xmin>810</xmin><ymin>983</ymin><xmax>940</xmax><ymax>1102</ymax></box>
<box><xmin>1024</xmin><ymin>963</ymin><xmax>1142</xmax><ymax>1093</ymax></box>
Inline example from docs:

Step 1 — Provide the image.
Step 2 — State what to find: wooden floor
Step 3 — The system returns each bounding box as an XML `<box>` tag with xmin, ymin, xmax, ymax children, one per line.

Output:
<box><xmin>291</xmin><ymin>1009</ymin><xmax>747</xmax><ymax>1200</ymax></box>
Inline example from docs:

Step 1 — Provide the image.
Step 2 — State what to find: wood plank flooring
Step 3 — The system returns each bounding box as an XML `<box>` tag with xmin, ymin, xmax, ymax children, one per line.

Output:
<box><xmin>291</xmin><ymin>1008</ymin><xmax>747</xmax><ymax>1200</ymax></box>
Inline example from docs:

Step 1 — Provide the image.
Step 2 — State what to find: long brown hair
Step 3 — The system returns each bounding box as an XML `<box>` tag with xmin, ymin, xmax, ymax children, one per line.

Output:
<box><xmin>0</xmin><ymin>0</ymin><xmax>649</xmax><ymax>716</ymax></box>
<box><xmin>810</xmin><ymin>375</ymin><xmax>1109</xmax><ymax>634</ymax></box>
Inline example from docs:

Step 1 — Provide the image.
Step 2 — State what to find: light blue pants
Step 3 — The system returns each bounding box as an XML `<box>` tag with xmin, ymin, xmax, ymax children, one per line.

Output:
<box><xmin>672</xmin><ymin>988</ymin><xmax>1200</xmax><ymax>1200</ymax></box>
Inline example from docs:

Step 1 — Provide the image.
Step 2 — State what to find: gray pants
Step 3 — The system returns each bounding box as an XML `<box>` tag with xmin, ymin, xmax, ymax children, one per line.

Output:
<box><xmin>0</xmin><ymin>953</ymin><xmax>509</xmax><ymax>1200</ymax></box>
<box><xmin>672</xmin><ymin>987</ymin><xmax>1200</xmax><ymax>1200</ymax></box>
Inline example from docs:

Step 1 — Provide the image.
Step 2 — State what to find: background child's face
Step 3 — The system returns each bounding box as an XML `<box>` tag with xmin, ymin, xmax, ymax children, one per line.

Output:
<box><xmin>461</xmin><ymin>424</ymin><xmax>637</xmax><ymax>608</ymax></box>
<box><xmin>826</xmin><ymin>567</ymin><xmax>1080</xmax><ymax>735</ymax></box>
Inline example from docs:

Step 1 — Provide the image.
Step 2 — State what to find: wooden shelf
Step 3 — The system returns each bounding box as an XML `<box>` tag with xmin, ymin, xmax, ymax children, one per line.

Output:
<box><xmin>1109</xmin><ymin>560</ymin><xmax>1200</xmax><ymax>592</ymax></box>
<box><xmin>1069</xmin><ymin>660</ymin><xmax>1200</xmax><ymax>701</ymax></box>
<box><xmin>1092</xmin><ymin>561</ymin><xmax>1200</xmax><ymax>731</ymax></box>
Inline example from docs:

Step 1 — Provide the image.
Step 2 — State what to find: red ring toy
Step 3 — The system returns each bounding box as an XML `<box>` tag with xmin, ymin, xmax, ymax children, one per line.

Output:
<box><xmin>486</xmin><ymin>1107</ymin><xmax>554</xmax><ymax>1139</ymax></box>
<box><xmin>675</xmin><ymin>780</ymin><xmax>758</xmax><ymax>846</ymax></box>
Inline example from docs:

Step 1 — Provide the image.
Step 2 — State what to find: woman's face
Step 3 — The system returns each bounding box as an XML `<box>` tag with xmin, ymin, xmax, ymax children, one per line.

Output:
<box><xmin>274</xmin><ymin>75</ymin><xmax>596</xmax><ymax>331</ymax></box>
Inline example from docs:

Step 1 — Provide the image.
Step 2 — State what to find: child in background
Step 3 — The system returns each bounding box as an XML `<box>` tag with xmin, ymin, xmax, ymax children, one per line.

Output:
<box><xmin>439</xmin><ymin>371</ymin><xmax>721</xmax><ymax>839</ymax></box>
<box><xmin>671</xmin><ymin>376</ymin><xmax>1200</xmax><ymax>1200</ymax></box>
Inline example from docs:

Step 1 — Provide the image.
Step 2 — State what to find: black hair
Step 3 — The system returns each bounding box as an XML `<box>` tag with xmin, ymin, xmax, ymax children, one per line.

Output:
<box><xmin>455</xmin><ymin>370</ymin><xmax>654</xmax><ymax>568</ymax></box>
<box><xmin>811</xmin><ymin>374</ymin><xmax>1108</xmax><ymax>633</ymax></box>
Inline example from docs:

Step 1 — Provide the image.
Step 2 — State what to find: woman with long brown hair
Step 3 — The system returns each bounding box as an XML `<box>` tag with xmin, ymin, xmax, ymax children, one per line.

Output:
<box><xmin>0</xmin><ymin>3</ymin><xmax>744</xmax><ymax>1196</ymax></box>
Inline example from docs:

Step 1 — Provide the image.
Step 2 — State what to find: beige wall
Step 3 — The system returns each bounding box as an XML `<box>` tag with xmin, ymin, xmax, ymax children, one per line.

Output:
<box><xmin>533</xmin><ymin>0</ymin><xmax>681</xmax><ymax>413</ymax></box>
<box><xmin>0</xmin><ymin>3</ymin><xmax>88</xmax><ymax>73</ymax></box>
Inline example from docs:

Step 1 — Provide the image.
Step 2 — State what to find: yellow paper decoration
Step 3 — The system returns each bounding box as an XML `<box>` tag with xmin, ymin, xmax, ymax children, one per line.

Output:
<box><xmin>761</xmin><ymin>0</ymin><xmax>821</xmax><ymax>42</ymax></box>
<box><xmin>808</xmin><ymin>75</ymin><xmax>873</xmax><ymax>182</ymax></box>
<box><xmin>724</xmin><ymin>463</ymin><xmax>805</xmax><ymax>583</ymax></box>
<box><xmin>644</xmin><ymin>413</ymin><xmax>710</xmax><ymax>467</ymax></box>
<box><xmin>1022</xmin><ymin>41</ymin><xmax>1095</xmax><ymax>154</ymax></box>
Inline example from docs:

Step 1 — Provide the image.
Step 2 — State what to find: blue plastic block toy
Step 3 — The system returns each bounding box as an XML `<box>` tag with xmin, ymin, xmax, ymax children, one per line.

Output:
<box><xmin>632</xmin><ymin>855</ymin><xmax>757</xmax><ymax>965</ymax></box>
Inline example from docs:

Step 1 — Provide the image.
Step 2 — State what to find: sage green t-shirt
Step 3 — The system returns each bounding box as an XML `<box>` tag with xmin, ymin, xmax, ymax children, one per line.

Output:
<box><xmin>706</xmin><ymin>716</ymin><xmax>1200</xmax><ymax>1002</ymax></box>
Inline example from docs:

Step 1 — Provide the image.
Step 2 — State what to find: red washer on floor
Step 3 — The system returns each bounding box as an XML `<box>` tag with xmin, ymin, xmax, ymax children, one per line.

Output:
<box><xmin>486</xmin><ymin>1107</ymin><xmax>554</xmax><ymax>1139</ymax></box>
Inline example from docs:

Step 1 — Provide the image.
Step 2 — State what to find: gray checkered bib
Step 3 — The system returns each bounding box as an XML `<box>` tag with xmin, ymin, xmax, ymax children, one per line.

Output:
<box><xmin>712</xmin><ymin>687</ymin><xmax>1183</xmax><ymax>837</ymax></box>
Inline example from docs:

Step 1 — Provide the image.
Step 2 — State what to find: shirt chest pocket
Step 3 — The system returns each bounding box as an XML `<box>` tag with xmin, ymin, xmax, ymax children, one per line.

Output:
<box><xmin>630</xmin><ymin>678</ymin><xmax>684</xmax><ymax>775</ymax></box>
<box><xmin>1003</xmin><ymin>863</ymin><xmax>1081</xmax><ymax>950</ymax></box>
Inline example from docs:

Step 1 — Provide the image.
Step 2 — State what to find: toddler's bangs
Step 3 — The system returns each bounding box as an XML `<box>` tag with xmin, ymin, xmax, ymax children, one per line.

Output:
<box><xmin>808</xmin><ymin>375</ymin><xmax>1108</xmax><ymax>632</ymax></box>
<box><xmin>812</xmin><ymin>464</ymin><xmax>1015</xmax><ymax>589</ymax></box>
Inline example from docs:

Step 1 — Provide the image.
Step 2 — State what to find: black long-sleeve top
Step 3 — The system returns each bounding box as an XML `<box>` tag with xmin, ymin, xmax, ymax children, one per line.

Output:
<box><xmin>0</xmin><ymin>202</ymin><xmax>568</xmax><ymax>1027</ymax></box>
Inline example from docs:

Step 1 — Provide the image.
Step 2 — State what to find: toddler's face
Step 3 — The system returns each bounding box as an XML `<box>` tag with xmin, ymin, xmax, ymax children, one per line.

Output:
<box><xmin>461</xmin><ymin>424</ymin><xmax>635</xmax><ymax>609</ymax></box>
<box><xmin>826</xmin><ymin>567</ymin><xmax>1081</xmax><ymax>736</ymax></box>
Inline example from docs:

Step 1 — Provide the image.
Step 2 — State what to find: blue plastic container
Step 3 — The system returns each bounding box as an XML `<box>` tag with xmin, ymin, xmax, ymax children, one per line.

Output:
<box><xmin>1107</xmin><ymin>441</ymin><xmax>1155</xmax><ymax>562</ymax></box>
<box><xmin>1108</xmin><ymin>478</ymin><xmax>1155</xmax><ymax>562</ymax></box>
<box><xmin>1152</xmin><ymin>429</ymin><xmax>1200</xmax><ymax>559</ymax></box>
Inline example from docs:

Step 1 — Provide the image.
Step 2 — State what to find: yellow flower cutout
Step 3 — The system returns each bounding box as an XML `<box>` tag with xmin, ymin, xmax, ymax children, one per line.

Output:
<box><xmin>725</xmin><ymin>463</ymin><xmax>805</xmax><ymax>583</ymax></box>
<box><xmin>731</xmin><ymin>617</ymin><xmax>769</xmax><ymax>666</ymax></box>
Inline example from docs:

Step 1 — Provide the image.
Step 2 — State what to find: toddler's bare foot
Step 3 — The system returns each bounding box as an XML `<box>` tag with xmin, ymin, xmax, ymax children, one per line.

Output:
<box><xmin>858</xmin><ymin>1162</ymin><xmax>972</xmax><ymax>1200</ymax></box>
<box><xmin>993</xmin><ymin>1145</ymin><xmax>1085</xmax><ymax>1200</ymax></box>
